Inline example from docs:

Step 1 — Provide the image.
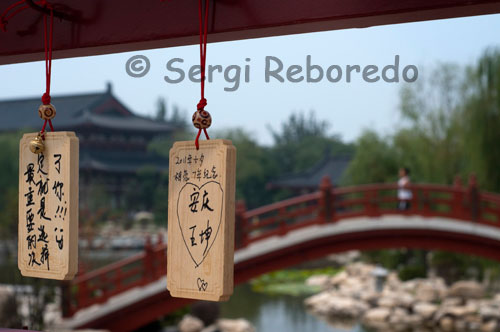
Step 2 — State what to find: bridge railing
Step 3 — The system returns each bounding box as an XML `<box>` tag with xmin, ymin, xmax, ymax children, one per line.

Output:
<box><xmin>62</xmin><ymin>235</ymin><xmax>167</xmax><ymax>317</ymax></box>
<box><xmin>65</xmin><ymin>176</ymin><xmax>500</xmax><ymax>317</ymax></box>
<box><xmin>235</xmin><ymin>176</ymin><xmax>500</xmax><ymax>247</ymax></box>
<box><xmin>238</xmin><ymin>191</ymin><xmax>322</xmax><ymax>246</ymax></box>
<box><xmin>333</xmin><ymin>183</ymin><xmax>464</xmax><ymax>219</ymax></box>
<box><xmin>478</xmin><ymin>190</ymin><xmax>500</xmax><ymax>225</ymax></box>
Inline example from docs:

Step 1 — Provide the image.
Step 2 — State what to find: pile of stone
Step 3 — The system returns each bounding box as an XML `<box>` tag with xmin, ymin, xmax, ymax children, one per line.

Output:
<box><xmin>177</xmin><ymin>315</ymin><xmax>255</xmax><ymax>332</ymax></box>
<box><xmin>0</xmin><ymin>284</ymin><xmax>63</xmax><ymax>328</ymax></box>
<box><xmin>304</xmin><ymin>262</ymin><xmax>500</xmax><ymax>332</ymax></box>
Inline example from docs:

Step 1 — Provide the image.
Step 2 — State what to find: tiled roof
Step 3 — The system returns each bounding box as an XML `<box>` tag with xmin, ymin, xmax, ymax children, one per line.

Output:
<box><xmin>268</xmin><ymin>155</ymin><xmax>351</xmax><ymax>189</ymax></box>
<box><xmin>0</xmin><ymin>87</ymin><xmax>173</xmax><ymax>174</ymax></box>
<box><xmin>0</xmin><ymin>89</ymin><xmax>173</xmax><ymax>133</ymax></box>
<box><xmin>80</xmin><ymin>149</ymin><xmax>168</xmax><ymax>173</ymax></box>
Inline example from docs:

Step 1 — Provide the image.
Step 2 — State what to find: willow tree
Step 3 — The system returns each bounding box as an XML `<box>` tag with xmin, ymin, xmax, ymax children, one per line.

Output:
<box><xmin>344</xmin><ymin>63</ymin><xmax>467</xmax><ymax>186</ymax></box>
<box><xmin>462</xmin><ymin>48</ymin><xmax>500</xmax><ymax>192</ymax></box>
<box><xmin>394</xmin><ymin>63</ymin><xmax>467</xmax><ymax>184</ymax></box>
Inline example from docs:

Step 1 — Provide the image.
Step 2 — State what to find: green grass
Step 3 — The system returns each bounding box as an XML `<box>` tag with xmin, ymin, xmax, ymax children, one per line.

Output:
<box><xmin>250</xmin><ymin>267</ymin><xmax>341</xmax><ymax>296</ymax></box>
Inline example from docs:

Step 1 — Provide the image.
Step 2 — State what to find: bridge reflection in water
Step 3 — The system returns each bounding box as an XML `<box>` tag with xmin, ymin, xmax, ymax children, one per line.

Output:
<box><xmin>58</xmin><ymin>175</ymin><xmax>500</xmax><ymax>332</ymax></box>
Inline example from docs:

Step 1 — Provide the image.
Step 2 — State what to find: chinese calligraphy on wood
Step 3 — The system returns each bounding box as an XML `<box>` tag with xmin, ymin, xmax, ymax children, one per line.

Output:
<box><xmin>167</xmin><ymin>140</ymin><xmax>236</xmax><ymax>301</ymax></box>
<box><xmin>18</xmin><ymin>132</ymin><xmax>79</xmax><ymax>280</ymax></box>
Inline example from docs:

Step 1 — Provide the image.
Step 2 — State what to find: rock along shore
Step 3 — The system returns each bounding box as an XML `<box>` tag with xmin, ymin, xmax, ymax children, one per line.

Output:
<box><xmin>304</xmin><ymin>262</ymin><xmax>500</xmax><ymax>332</ymax></box>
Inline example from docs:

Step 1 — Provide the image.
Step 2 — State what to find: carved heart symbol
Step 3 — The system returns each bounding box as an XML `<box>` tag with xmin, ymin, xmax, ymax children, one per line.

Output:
<box><xmin>197</xmin><ymin>278</ymin><xmax>208</xmax><ymax>291</ymax></box>
<box><xmin>177</xmin><ymin>181</ymin><xmax>223</xmax><ymax>268</ymax></box>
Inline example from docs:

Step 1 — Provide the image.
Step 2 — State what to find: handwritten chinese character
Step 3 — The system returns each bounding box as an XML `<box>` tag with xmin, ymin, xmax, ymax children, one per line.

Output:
<box><xmin>189</xmin><ymin>190</ymin><xmax>200</xmax><ymax>213</ymax></box>
<box><xmin>37</xmin><ymin>153</ymin><xmax>47</xmax><ymax>175</ymax></box>
<box><xmin>53</xmin><ymin>154</ymin><xmax>62</xmax><ymax>174</ymax></box>
<box><xmin>25</xmin><ymin>187</ymin><xmax>35</xmax><ymax>207</ymax></box>
<box><xmin>201</xmin><ymin>190</ymin><xmax>213</xmax><ymax>212</ymax></box>
<box><xmin>26</xmin><ymin>234</ymin><xmax>36</xmax><ymax>250</ymax></box>
<box><xmin>174</xmin><ymin>171</ymin><xmax>182</xmax><ymax>182</ymax></box>
<box><xmin>36</xmin><ymin>178</ymin><xmax>49</xmax><ymax>196</ymax></box>
<box><xmin>189</xmin><ymin>225</ymin><xmax>197</xmax><ymax>246</ymax></box>
<box><xmin>199</xmin><ymin>220</ymin><xmax>213</xmax><ymax>255</ymax></box>
<box><xmin>37</xmin><ymin>225</ymin><xmax>48</xmax><ymax>243</ymax></box>
<box><xmin>52</xmin><ymin>181</ymin><xmax>64</xmax><ymax>201</ymax></box>
<box><xmin>26</xmin><ymin>209</ymin><xmax>35</xmax><ymax>233</ymax></box>
<box><xmin>28</xmin><ymin>252</ymin><xmax>40</xmax><ymax>267</ymax></box>
<box><xmin>40</xmin><ymin>243</ymin><xmax>50</xmax><ymax>270</ymax></box>
<box><xmin>24</xmin><ymin>163</ymin><xmax>35</xmax><ymax>184</ymax></box>
<box><xmin>37</xmin><ymin>197</ymin><xmax>51</xmax><ymax>221</ymax></box>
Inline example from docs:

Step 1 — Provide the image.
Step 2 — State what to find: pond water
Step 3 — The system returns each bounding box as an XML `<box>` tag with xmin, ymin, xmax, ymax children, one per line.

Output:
<box><xmin>81</xmin><ymin>249</ymin><xmax>368</xmax><ymax>332</ymax></box>
<box><xmin>80</xmin><ymin>249</ymin><xmax>368</xmax><ymax>331</ymax></box>
<box><xmin>220</xmin><ymin>284</ymin><xmax>368</xmax><ymax>332</ymax></box>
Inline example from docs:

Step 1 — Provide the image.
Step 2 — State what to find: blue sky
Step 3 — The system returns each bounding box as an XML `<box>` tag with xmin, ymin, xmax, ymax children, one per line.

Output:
<box><xmin>1</xmin><ymin>13</ymin><xmax>499</xmax><ymax>145</ymax></box>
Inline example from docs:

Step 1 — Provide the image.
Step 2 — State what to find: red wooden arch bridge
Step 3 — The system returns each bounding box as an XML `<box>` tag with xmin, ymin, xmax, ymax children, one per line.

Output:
<box><xmin>57</xmin><ymin>176</ymin><xmax>500</xmax><ymax>332</ymax></box>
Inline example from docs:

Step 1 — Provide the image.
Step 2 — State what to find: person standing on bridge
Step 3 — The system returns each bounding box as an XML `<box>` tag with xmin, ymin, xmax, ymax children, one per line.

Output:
<box><xmin>398</xmin><ymin>167</ymin><xmax>412</xmax><ymax>210</ymax></box>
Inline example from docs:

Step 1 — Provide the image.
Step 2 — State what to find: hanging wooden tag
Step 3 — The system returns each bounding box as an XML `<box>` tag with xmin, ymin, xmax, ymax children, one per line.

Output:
<box><xmin>167</xmin><ymin>139</ymin><xmax>236</xmax><ymax>301</ymax></box>
<box><xmin>18</xmin><ymin>132</ymin><xmax>79</xmax><ymax>280</ymax></box>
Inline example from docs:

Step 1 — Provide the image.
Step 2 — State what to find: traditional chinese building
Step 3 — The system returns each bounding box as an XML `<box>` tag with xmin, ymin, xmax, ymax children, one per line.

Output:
<box><xmin>0</xmin><ymin>83</ymin><xmax>176</xmax><ymax>209</ymax></box>
<box><xmin>267</xmin><ymin>154</ymin><xmax>352</xmax><ymax>194</ymax></box>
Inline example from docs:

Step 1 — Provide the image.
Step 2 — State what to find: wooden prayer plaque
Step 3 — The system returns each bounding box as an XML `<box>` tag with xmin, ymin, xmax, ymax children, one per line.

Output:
<box><xmin>167</xmin><ymin>139</ymin><xmax>236</xmax><ymax>301</ymax></box>
<box><xmin>18</xmin><ymin>132</ymin><xmax>79</xmax><ymax>280</ymax></box>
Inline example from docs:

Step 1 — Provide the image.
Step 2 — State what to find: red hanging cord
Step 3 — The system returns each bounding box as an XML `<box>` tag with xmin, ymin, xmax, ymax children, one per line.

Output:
<box><xmin>0</xmin><ymin>0</ymin><xmax>45</xmax><ymax>32</ymax></box>
<box><xmin>198</xmin><ymin>0</ymin><xmax>209</xmax><ymax>110</ymax></box>
<box><xmin>194</xmin><ymin>0</ymin><xmax>210</xmax><ymax>150</ymax></box>
<box><xmin>40</xmin><ymin>1</ymin><xmax>55</xmax><ymax>136</ymax></box>
<box><xmin>0</xmin><ymin>1</ymin><xmax>29</xmax><ymax>31</ymax></box>
<box><xmin>0</xmin><ymin>1</ymin><xmax>55</xmax><ymax>134</ymax></box>
<box><xmin>42</xmin><ymin>2</ymin><xmax>53</xmax><ymax>105</ymax></box>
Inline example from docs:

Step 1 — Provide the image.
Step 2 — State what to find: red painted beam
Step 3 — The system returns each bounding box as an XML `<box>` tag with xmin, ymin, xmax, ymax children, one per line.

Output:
<box><xmin>1</xmin><ymin>0</ymin><xmax>500</xmax><ymax>65</ymax></box>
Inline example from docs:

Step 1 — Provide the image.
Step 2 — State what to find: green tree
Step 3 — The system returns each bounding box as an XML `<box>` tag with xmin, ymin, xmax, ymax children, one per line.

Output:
<box><xmin>152</xmin><ymin>171</ymin><xmax>169</xmax><ymax>224</ymax></box>
<box><xmin>124</xmin><ymin>166</ymin><xmax>161</xmax><ymax>211</ymax></box>
<box><xmin>156</xmin><ymin>97</ymin><xmax>167</xmax><ymax>121</ymax></box>
<box><xmin>342</xmin><ymin>130</ymin><xmax>398</xmax><ymax>185</ymax></box>
<box><xmin>0</xmin><ymin>132</ymin><xmax>22</xmax><ymax>239</ymax></box>
<box><xmin>344</xmin><ymin>63</ymin><xmax>467</xmax><ymax>186</ymax></box>
<box><xmin>351</xmin><ymin>52</ymin><xmax>500</xmax><ymax>283</ymax></box>
<box><xmin>268</xmin><ymin>111</ymin><xmax>354</xmax><ymax>174</ymax></box>
<box><xmin>170</xmin><ymin>104</ymin><xmax>189</xmax><ymax>130</ymax></box>
<box><xmin>395</xmin><ymin>63</ymin><xmax>466</xmax><ymax>184</ymax></box>
<box><xmin>216</xmin><ymin>128</ymin><xmax>277</xmax><ymax>208</ymax></box>
<box><xmin>462</xmin><ymin>48</ymin><xmax>500</xmax><ymax>191</ymax></box>
<box><xmin>148</xmin><ymin>97</ymin><xmax>192</xmax><ymax>159</ymax></box>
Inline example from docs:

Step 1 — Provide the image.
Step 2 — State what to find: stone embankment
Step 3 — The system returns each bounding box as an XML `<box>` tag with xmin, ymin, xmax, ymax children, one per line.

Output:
<box><xmin>305</xmin><ymin>263</ymin><xmax>500</xmax><ymax>332</ymax></box>
<box><xmin>177</xmin><ymin>315</ymin><xmax>255</xmax><ymax>332</ymax></box>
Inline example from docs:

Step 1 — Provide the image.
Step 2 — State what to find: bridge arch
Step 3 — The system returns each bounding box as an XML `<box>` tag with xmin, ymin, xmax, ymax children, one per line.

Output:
<box><xmin>235</xmin><ymin>215</ymin><xmax>500</xmax><ymax>284</ymax></box>
<box><xmin>59</xmin><ymin>181</ymin><xmax>500</xmax><ymax>332</ymax></box>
